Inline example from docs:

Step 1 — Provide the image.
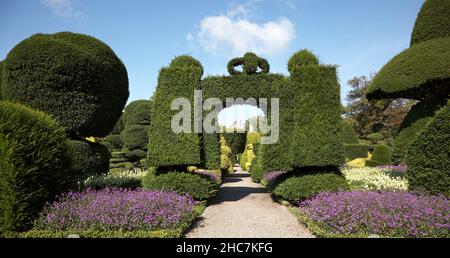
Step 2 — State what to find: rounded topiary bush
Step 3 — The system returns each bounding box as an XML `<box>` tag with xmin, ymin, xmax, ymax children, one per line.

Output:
<box><xmin>170</xmin><ymin>55</ymin><xmax>203</xmax><ymax>75</ymax></box>
<box><xmin>272</xmin><ymin>173</ymin><xmax>349</xmax><ymax>202</ymax></box>
<box><xmin>2</xmin><ymin>32</ymin><xmax>129</xmax><ymax>137</ymax></box>
<box><xmin>406</xmin><ymin>101</ymin><xmax>450</xmax><ymax>196</ymax></box>
<box><xmin>121</xmin><ymin>124</ymin><xmax>149</xmax><ymax>150</ymax></box>
<box><xmin>366</xmin><ymin>144</ymin><xmax>392</xmax><ymax>167</ymax></box>
<box><xmin>122</xmin><ymin>100</ymin><xmax>151</xmax><ymax>126</ymax></box>
<box><xmin>288</xmin><ymin>49</ymin><xmax>319</xmax><ymax>73</ymax></box>
<box><xmin>0</xmin><ymin>101</ymin><xmax>75</xmax><ymax>232</ymax></box>
<box><xmin>67</xmin><ymin>140</ymin><xmax>111</xmax><ymax>178</ymax></box>
<box><xmin>410</xmin><ymin>0</ymin><xmax>450</xmax><ymax>46</ymax></box>
<box><xmin>143</xmin><ymin>172</ymin><xmax>217</xmax><ymax>201</ymax></box>
<box><xmin>124</xmin><ymin>148</ymin><xmax>147</xmax><ymax>161</ymax></box>
<box><xmin>104</xmin><ymin>134</ymin><xmax>122</xmax><ymax>150</ymax></box>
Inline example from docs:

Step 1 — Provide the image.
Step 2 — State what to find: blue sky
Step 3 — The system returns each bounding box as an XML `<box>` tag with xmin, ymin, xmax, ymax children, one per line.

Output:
<box><xmin>0</xmin><ymin>0</ymin><xmax>424</xmax><ymax>126</ymax></box>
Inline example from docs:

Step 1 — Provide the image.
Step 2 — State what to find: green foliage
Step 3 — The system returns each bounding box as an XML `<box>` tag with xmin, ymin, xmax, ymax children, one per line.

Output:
<box><xmin>250</xmin><ymin>155</ymin><xmax>265</xmax><ymax>183</ymax></box>
<box><xmin>246</xmin><ymin>132</ymin><xmax>261</xmax><ymax>145</ymax></box>
<box><xmin>201</xmin><ymin>133</ymin><xmax>220</xmax><ymax>169</ymax></box>
<box><xmin>0</xmin><ymin>101</ymin><xmax>74</xmax><ymax>233</ymax></box>
<box><xmin>0</xmin><ymin>61</ymin><xmax>4</xmax><ymax>100</ymax></box>
<box><xmin>142</xmin><ymin>172</ymin><xmax>218</xmax><ymax>201</ymax></box>
<box><xmin>122</xmin><ymin>100</ymin><xmax>151</xmax><ymax>126</ymax></box>
<box><xmin>124</xmin><ymin>148</ymin><xmax>147</xmax><ymax>161</ymax></box>
<box><xmin>111</xmin><ymin>151</ymin><xmax>126</xmax><ymax>159</ymax></box>
<box><xmin>344</xmin><ymin>144</ymin><xmax>369</xmax><ymax>160</ymax></box>
<box><xmin>109</xmin><ymin>162</ymin><xmax>134</xmax><ymax>170</ymax></box>
<box><xmin>392</xmin><ymin>100</ymin><xmax>445</xmax><ymax>163</ymax></box>
<box><xmin>2</xmin><ymin>32</ymin><xmax>129</xmax><ymax>137</ymax></box>
<box><xmin>410</xmin><ymin>0</ymin><xmax>450</xmax><ymax>46</ymax></box>
<box><xmin>104</xmin><ymin>134</ymin><xmax>122</xmax><ymax>150</ymax></box>
<box><xmin>170</xmin><ymin>55</ymin><xmax>203</xmax><ymax>75</ymax></box>
<box><xmin>227</xmin><ymin>52</ymin><xmax>269</xmax><ymax>75</ymax></box>
<box><xmin>223</xmin><ymin>133</ymin><xmax>247</xmax><ymax>155</ymax></box>
<box><xmin>289</xmin><ymin>63</ymin><xmax>345</xmax><ymax>168</ymax></box>
<box><xmin>371</xmin><ymin>144</ymin><xmax>392</xmax><ymax>164</ymax></box>
<box><xmin>121</xmin><ymin>124</ymin><xmax>148</xmax><ymax>150</ymax></box>
<box><xmin>287</xmin><ymin>49</ymin><xmax>319</xmax><ymax>73</ymax></box>
<box><xmin>272</xmin><ymin>172</ymin><xmax>349</xmax><ymax>203</ymax></box>
<box><xmin>240</xmin><ymin>152</ymin><xmax>248</xmax><ymax>170</ymax></box>
<box><xmin>67</xmin><ymin>140</ymin><xmax>111</xmax><ymax>178</ymax></box>
<box><xmin>342</xmin><ymin>122</ymin><xmax>359</xmax><ymax>144</ymax></box>
<box><xmin>367</xmin><ymin>132</ymin><xmax>384</xmax><ymax>144</ymax></box>
<box><xmin>406</xmin><ymin>101</ymin><xmax>450</xmax><ymax>195</ymax></box>
<box><xmin>147</xmin><ymin>65</ymin><xmax>202</xmax><ymax>169</ymax></box>
<box><xmin>109</xmin><ymin>116</ymin><xmax>124</xmax><ymax>135</ymax></box>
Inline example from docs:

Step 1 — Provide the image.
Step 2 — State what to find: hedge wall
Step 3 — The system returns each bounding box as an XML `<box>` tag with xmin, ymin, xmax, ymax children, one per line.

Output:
<box><xmin>0</xmin><ymin>101</ymin><xmax>74</xmax><ymax>232</ymax></box>
<box><xmin>1</xmin><ymin>32</ymin><xmax>129</xmax><ymax>137</ymax></box>
<box><xmin>289</xmin><ymin>62</ymin><xmax>345</xmax><ymax>168</ymax></box>
<box><xmin>147</xmin><ymin>65</ymin><xmax>202</xmax><ymax>170</ymax></box>
<box><xmin>201</xmin><ymin>132</ymin><xmax>220</xmax><ymax>169</ymax></box>
<box><xmin>342</xmin><ymin>121</ymin><xmax>359</xmax><ymax>144</ymax></box>
<box><xmin>223</xmin><ymin>133</ymin><xmax>247</xmax><ymax>155</ymax></box>
<box><xmin>344</xmin><ymin>144</ymin><xmax>369</xmax><ymax>160</ymax></box>
<box><xmin>371</xmin><ymin>144</ymin><xmax>392</xmax><ymax>164</ymax></box>
<box><xmin>392</xmin><ymin>100</ymin><xmax>445</xmax><ymax>164</ymax></box>
<box><xmin>406</xmin><ymin>101</ymin><xmax>450</xmax><ymax>195</ymax></box>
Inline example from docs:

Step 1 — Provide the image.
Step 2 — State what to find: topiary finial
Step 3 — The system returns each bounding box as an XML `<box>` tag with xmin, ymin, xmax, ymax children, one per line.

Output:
<box><xmin>227</xmin><ymin>52</ymin><xmax>270</xmax><ymax>75</ymax></box>
<box><xmin>287</xmin><ymin>49</ymin><xmax>319</xmax><ymax>73</ymax></box>
<box><xmin>410</xmin><ymin>0</ymin><xmax>450</xmax><ymax>46</ymax></box>
<box><xmin>169</xmin><ymin>55</ymin><xmax>204</xmax><ymax>75</ymax></box>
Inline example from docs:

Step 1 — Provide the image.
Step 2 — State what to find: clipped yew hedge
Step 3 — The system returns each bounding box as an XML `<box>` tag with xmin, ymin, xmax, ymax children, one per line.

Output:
<box><xmin>147</xmin><ymin>60</ymin><xmax>203</xmax><ymax>170</ymax></box>
<box><xmin>342</xmin><ymin>122</ymin><xmax>359</xmax><ymax>144</ymax></box>
<box><xmin>223</xmin><ymin>133</ymin><xmax>247</xmax><ymax>155</ymax></box>
<box><xmin>406</xmin><ymin>101</ymin><xmax>450</xmax><ymax>196</ymax></box>
<box><xmin>0</xmin><ymin>101</ymin><xmax>75</xmax><ymax>233</ymax></box>
<box><xmin>67</xmin><ymin>140</ymin><xmax>111</xmax><ymax>178</ymax></box>
<box><xmin>1</xmin><ymin>32</ymin><xmax>129</xmax><ymax>137</ymax></box>
<box><xmin>344</xmin><ymin>144</ymin><xmax>369</xmax><ymax>160</ymax></box>
<box><xmin>392</xmin><ymin>100</ymin><xmax>445</xmax><ymax>164</ymax></box>
<box><xmin>410</xmin><ymin>0</ymin><xmax>450</xmax><ymax>46</ymax></box>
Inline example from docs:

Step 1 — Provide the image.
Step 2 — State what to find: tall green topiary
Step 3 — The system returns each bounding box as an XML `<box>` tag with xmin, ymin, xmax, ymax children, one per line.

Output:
<box><xmin>342</xmin><ymin>121</ymin><xmax>359</xmax><ymax>144</ymax></box>
<box><xmin>147</xmin><ymin>58</ymin><xmax>203</xmax><ymax>171</ymax></box>
<box><xmin>287</xmin><ymin>49</ymin><xmax>320</xmax><ymax>73</ymax></box>
<box><xmin>367</xmin><ymin>0</ymin><xmax>450</xmax><ymax>100</ymax></box>
<box><xmin>1</xmin><ymin>32</ymin><xmax>129</xmax><ymax>137</ymax></box>
<box><xmin>0</xmin><ymin>101</ymin><xmax>75</xmax><ymax>233</ymax></box>
<box><xmin>406</xmin><ymin>101</ymin><xmax>450</xmax><ymax>196</ymax></box>
<box><xmin>170</xmin><ymin>55</ymin><xmax>204</xmax><ymax>75</ymax></box>
<box><xmin>392</xmin><ymin>100</ymin><xmax>445</xmax><ymax>163</ymax></box>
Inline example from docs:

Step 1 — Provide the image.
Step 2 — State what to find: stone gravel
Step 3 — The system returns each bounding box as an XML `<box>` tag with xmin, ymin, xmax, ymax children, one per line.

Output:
<box><xmin>185</xmin><ymin>170</ymin><xmax>314</xmax><ymax>238</ymax></box>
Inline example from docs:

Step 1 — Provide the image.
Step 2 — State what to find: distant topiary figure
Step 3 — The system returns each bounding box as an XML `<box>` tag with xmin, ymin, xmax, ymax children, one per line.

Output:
<box><xmin>287</xmin><ymin>49</ymin><xmax>320</xmax><ymax>73</ymax></box>
<box><xmin>1</xmin><ymin>32</ymin><xmax>129</xmax><ymax>137</ymax></box>
<box><xmin>170</xmin><ymin>55</ymin><xmax>204</xmax><ymax>75</ymax></box>
<box><xmin>406</xmin><ymin>101</ymin><xmax>450</xmax><ymax>196</ymax></box>
<box><xmin>342</xmin><ymin>121</ymin><xmax>359</xmax><ymax>144</ymax></box>
<box><xmin>0</xmin><ymin>101</ymin><xmax>75</xmax><ymax>232</ymax></box>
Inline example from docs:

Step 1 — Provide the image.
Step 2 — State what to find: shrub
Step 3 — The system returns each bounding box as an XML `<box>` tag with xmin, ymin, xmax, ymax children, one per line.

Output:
<box><xmin>82</xmin><ymin>169</ymin><xmax>147</xmax><ymax>189</ymax></box>
<box><xmin>1</xmin><ymin>32</ymin><xmax>129</xmax><ymax>137</ymax></box>
<box><xmin>370</xmin><ymin>144</ymin><xmax>392</xmax><ymax>165</ymax></box>
<box><xmin>34</xmin><ymin>188</ymin><xmax>198</xmax><ymax>232</ymax></box>
<box><xmin>246</xmin><ymin>132</ymin><xmax>261</xmax><ymax>145</ymax></box>
<box><xmin>142</xmin><ymin>172</ymin><xmax>218</xmax><ymax>201</ymax></box>
<box><xmin>262</xmin><ymin>171</ymin><xmax>287</xmax><ymax>188</ymax></box>
<box><xmin>272</xmin><ymin>173</ymin><xmax>349</xmax><ymax>203</ymax></box>
<box><xmin>250</xmin><ymin>156</ymin><xmax>264</xmax><ymax>183</ymax></box>
<box><xmin>109</xmin><ymin>162</ymin><xmax>134</xmax><ymax>170</ymax></box>
<box><xmin>201</xmin><ymin>132</ymin><xmax>220</xmax><ymax>169</ymax></box>
<box><xmin>410</xmin><ymin>0</ymin><xmax>450</xmax><ymax>46</ymax></box>
<box><xmin>0</xmin><ymin>101</ymin><xmax>74</xmax><ymax>232</ymax></box>
<box><xmin>240</xmin><ymin>152</ymin><xmax>248</xmax><ymax>170</ymax></box>
<box><xmin>111</xmin><ymin>151</ymin><xmax>126</xmax><ymax>159</ymax></box>
<box><xmin>299</xmin><ymin>191</ymin><xmax>450</xmax><ymax>238</ymax></box>
<box><xmin>287</xmin><ymin>49</ymin><xmax>319</xmax><ymax>73</ymax></box>
<box><xmin>367</xmin><ymin>132</ymin><xmax>384</xmax><ymax>144</ymax></box>
<box><xmin>104</xmin><ymin>134</ymin><xmax>122</xmax><ymax>150</ymax></box>
<box><xmin>121</xmin><ymin>124</ymin><xmax>148</xmax><ymax>151</ymax></box>
<box><xmin>223</xmin><ymin>133</ymin><xmax>247</xmax><ymax>155</ymax></box>
<box><xmin>109</xmin><ymin>116</ymin><xmax>124</xmax><ymax>135</ymax></box>
<box><xmin>392</xmin><ymin>100</ymin><xmax>445</xmax><ymax>164</ymax></box>
<box><xmin>67</xmin><ymin>140</ymin><xmax>110</xmax><ymax>178</ymax></box>
<box><xmin>122</xmin><ymin>100</ymin><xmax>151</xmax><ymax>126</ymax></box>
<box><xmin>342</xmin><ymin>122</ymin><xmax>359</xmax><ymax>144</ymax></box>
<box><xmin>406</xmin><ymin>101</ymin><xmax>450</xmax><ymax>196</ymax></box>
<box><xmin>124</xmin><ymin>148</ymin><xmax>147</xmax><ymax>161</ymax></box>
<box><xmin>344</xmin><ymin>144</ymin><xmax>369</xmax><ymax>160</ymax></box>
<box><xmin>342</xmin><ymin>167</ymin><xmax>408</xmax><ymax>191</ymax></box>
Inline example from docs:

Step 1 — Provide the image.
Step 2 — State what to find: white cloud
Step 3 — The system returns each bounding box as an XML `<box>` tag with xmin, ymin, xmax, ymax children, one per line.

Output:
<box><xmin>189</xmin><ymin>5</ymin><xmax>295</xmax><ymax>56</ymax></box>
<box><xmin>41</xmin><ymin>0</ymin><xmax>84</xmax><ymax>18</ymax></box>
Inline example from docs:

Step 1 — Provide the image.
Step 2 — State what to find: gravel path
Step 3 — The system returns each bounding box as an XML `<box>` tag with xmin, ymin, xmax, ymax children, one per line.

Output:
<box><xmin>185</xmin><ymin>168</ymin><xmax>314</xmax><ymax>238</ymax></box>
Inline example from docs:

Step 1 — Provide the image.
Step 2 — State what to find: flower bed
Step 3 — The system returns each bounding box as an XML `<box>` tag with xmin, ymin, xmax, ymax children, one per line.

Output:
<box><xmin>192</xmin><ymin>169</ymin><xmax>221</xmax><ymax>182</ymax></box>
<box><xmin>342</xmin><ymin>167</ymin><xmax>408</xmax><ymax>191</ymax></box>
<box><xmin>32</xmin><ymin>188</ymin><xmax>201</xmax><ymax>236</ymax></box>
<box><xmin>261</xmin><ymin>171</ymin><xmax>287</xmax><ymax>188</ymax></box>
<box><xmin>82</xmin><ymin>169</ymin><xmax>148</xmax><ymax>189</ymax></box>
<box><xmin>297</xmin><ymin>191</ymin><xmax>450</xmax><ymax>238</ymax></box>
